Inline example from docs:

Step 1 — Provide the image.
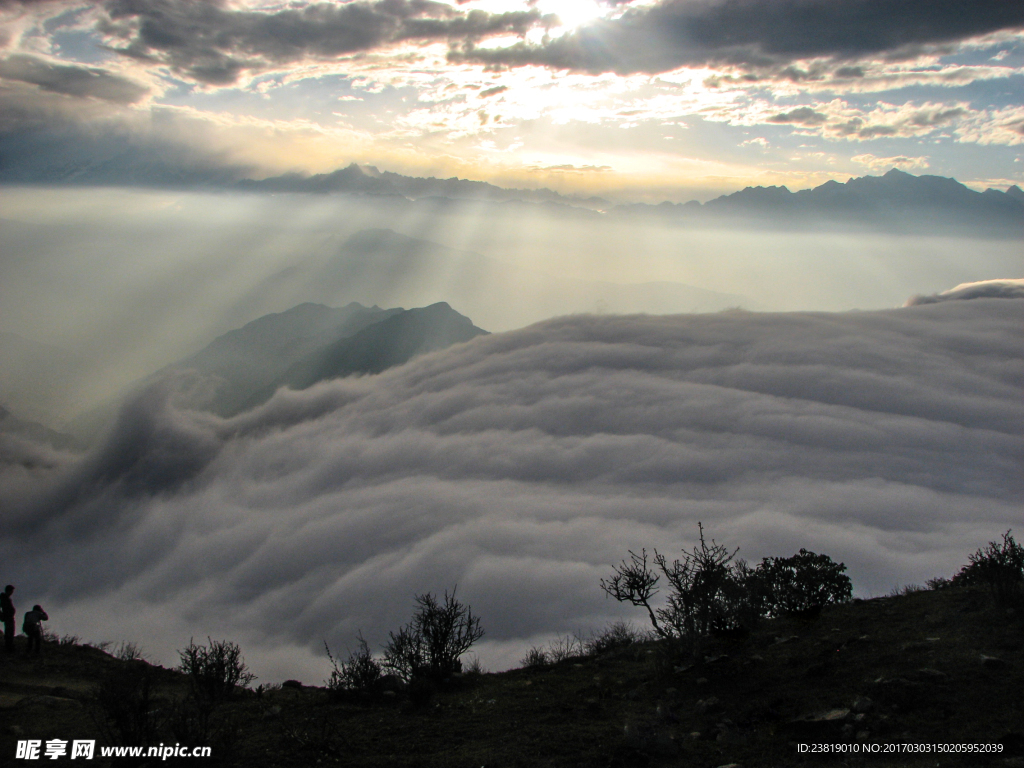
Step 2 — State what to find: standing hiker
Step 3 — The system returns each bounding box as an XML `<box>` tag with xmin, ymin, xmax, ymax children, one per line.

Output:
<box><xmin>1</xmin><ymin>585</ymin><xmax>14</xmax><ymax>653</ymax></box>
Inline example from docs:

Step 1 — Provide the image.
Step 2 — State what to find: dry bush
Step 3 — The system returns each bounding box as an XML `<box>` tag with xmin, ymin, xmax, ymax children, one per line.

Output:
<box><xmin>383</xmin><ymin>589</ymin><xmax>484</xmax><ymax>682</ymax></box>
<box><xmin>178</xmin><ymin>637</ymin><xmax>256</xmax><ymax>704</ymax></box>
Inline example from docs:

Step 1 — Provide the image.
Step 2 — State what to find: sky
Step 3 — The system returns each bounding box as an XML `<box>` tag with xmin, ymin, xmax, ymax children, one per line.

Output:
<box><xmin>1</xmin><ymin>0</ymin><xmax>1023</xmax><ymax>200</ymax></box>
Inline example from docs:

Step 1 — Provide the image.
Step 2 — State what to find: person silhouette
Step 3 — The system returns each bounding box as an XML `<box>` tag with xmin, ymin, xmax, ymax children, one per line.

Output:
<box><xmin>23</xmin><ymin>605</ymin><xmax>48</xmax><ymax>655</ymax></box>
<box><xmin>1</xmin><ymin>585</ymin><xmax>14</xmax><ymax>654</ymax></box>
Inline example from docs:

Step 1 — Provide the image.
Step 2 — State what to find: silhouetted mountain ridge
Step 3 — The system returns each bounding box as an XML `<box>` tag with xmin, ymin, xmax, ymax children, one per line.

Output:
<box><xmin>168</xmin><ymin>301</ymin><xmax>403</xmax><ymax>415</ymax></box>
<box><xmin>170</xmin><ymin>300</ymin><xmax>487</xmax><ymax>416</ymax></box>
<box><xmin>616</xmin><ymin>169</ymin><xmax>1024</xmax><ymax>233</ymax></box>
<box><xmin>242</xmin><ymin>302</ymin><xmax>487</xmax><ymax>410</ymax></box>
<box><xmin>237</xmin><ymin>163</ymin><xmax>608</xmax><ymax>208</ymax></box>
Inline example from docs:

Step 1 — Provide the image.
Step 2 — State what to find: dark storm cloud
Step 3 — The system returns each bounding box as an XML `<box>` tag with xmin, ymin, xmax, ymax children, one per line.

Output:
<box><xmin>1</xmin><ymin>297</ymin><xmax>1021</xmax><ymax>676</ymax></box>
<box><xmin>449</xmin><ymin>0</ymin><xmax>1024</xmax><ymax>75</ymax></box>
<box><xmin>100</xmin><ymin>0</ymin><xmax>542</xmax><ymax>85</ymax></box>
<box><xmin>0</xmin><ymin>54</ymin><xmax>149</xmax><ymax>103</ymax></box>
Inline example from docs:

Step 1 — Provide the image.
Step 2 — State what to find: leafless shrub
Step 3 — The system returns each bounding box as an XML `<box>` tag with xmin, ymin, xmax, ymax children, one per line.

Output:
<box><xmin>953</xmin><ymin>530</ymin><xmax>1024</xmax><ymax>608</ymax></box>
<box><xmin>178</xmin><ymin>638</ymin><xmax>255</xmax><ymax>704</ymax></box>
<box><xmin>584</xmin><ymin>621</ymin><xmax>646</xmax><ymax>656</ymax></box>
<box><xmin>383</xmin><ymin>589</ymin><xmax>484</xmax><ymax>682</ymax></box>
<box><xmin>325</xmin><ymin>634</ymin><xmax>382</xmax><ymax>696</ymax></box>
<box><xmin>115</xmin><ymin>641</ymin><xmax>143</xmax><ymax>662</ymax></box>
<box><xmin>520</xmin><ymin>646</ymin><xmax>549</xmax><ymax>668</ymax></box>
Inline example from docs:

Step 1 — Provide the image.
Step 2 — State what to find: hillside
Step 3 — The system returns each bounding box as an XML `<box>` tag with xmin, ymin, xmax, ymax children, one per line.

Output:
<box><xmin>2</xmin><ymin>584</ymin><xmax>1021</xmax><ymax>766</ymax></box>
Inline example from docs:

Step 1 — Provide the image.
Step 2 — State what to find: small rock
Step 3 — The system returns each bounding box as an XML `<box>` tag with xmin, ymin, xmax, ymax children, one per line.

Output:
<box><xmin>915</xmin><ymin>668</ymin><xmax>947</xmax><ymax>679</ymax></box>
<box><xmin>650</xmin><ymin>731</ymin><xmax>679</xmax><ymax>757</ymax></box>
<box><xmin>15</xmin><ymin>695</ymin><xmax>83</xmax><ymax>710</ymax></box>
<box><xmin>901</xmin><ymin>641</ymin><xmax>929</xmax><ymax>652</ymax></box>
<box><xmin>820</xmin><ymin>708</ymin><xmax>851</xmax><ymax>722</ymax></box>
<box><xmin>656</xmin><ymin>704</ymin><xmax>679</xmax><ymax>724</ymax></box>
<box><xmin>695</xmin><ymin>696</ymin><xmax>720</xmax><ymax>714</ymax></box>
<box><xmin>377</xmin><ymin>674</ymin><xmax>407</xmax><ymax>693</ymax></box>
<box><xmin>852</xmin><ymin>696</ymin><xmax>874</xmax><ymax>714</ymax></box>
<box><xmin>689</xmin><ymin>731</ymin><xmax>702</xmax><ymax>740</ymax></box>
<box><xmin>805</xmin><ymin>662</ymin><xmax>828</xmax><ymax>677</ymax></box>
<box><xmin>696</xmin><ymin>677</ymin><xmax>709</xmax><ymax>686</ymax></box>
<box><xmin>716</xmin><ymin>763</ymin><xmax>742</xmax><ymax>768</ymax></box>
<box><xmin>981</xmin><ymin>655</ymin><xmax>1008</xmax><ymax>669</ymax></box>
<box><xmin>856</xmin><ymin>731</ymin><xmax>871</xmax><ymax>742</ymax></box>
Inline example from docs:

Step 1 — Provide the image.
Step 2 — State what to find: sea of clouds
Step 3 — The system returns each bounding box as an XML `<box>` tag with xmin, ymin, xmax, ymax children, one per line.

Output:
<box><xmin>1</xmin><ymin>288</ymin><xmax>1021</xmax><ymax>681</ymax></box>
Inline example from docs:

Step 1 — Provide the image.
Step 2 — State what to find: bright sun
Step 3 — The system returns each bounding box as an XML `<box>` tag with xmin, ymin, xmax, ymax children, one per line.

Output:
<box><xmin>542</xmin><ymin>0</ymin><xmax>605</xmax><ymax>29</ymax></box>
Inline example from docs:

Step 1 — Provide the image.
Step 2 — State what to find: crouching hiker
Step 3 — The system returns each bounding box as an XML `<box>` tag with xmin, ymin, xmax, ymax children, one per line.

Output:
<box><xmin>23</xmin><ymin>605</ymin><xmax>48</xmax><ymax>655</ymax></box>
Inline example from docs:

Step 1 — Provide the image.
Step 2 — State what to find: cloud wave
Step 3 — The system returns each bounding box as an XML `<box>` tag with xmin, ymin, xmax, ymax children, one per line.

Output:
<box><xmin>906</xmin><ymin>278</ymin><xmax>1024</xmax><ymax>305</ymax></box>
<box><xmin>1</xmin><ymin>298</ymin><xmax>1021</xmax><ymax>678</ymax></box>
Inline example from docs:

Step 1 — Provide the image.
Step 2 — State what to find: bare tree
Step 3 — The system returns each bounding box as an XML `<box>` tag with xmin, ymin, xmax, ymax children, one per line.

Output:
<box><xmin>602</xmin><ymin>523</ymin><xmax>749</xmax><ymax>644</ymax></box>
<box><xmin>384</xmin><ymin>588</ymin><xmax>484</xmax><ymax>682</ymax></box>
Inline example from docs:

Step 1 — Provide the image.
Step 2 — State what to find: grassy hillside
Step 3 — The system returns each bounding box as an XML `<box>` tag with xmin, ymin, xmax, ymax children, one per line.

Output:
<box><xmin>2</xmin><ymin>584</ymin><xmax>1021</xmax><ymax>767</ymax></box>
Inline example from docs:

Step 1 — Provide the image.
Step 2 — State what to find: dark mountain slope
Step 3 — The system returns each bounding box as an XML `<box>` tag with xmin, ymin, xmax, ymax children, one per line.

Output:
<box><xmin>265</xmin><ymin>301</ymin><xmax>487</xmax><ymax>396</ymax></box>
<box><xmin>168</xmin><ymin>302</ymin><xmax>402</xmax><ymax>416</ymax></box>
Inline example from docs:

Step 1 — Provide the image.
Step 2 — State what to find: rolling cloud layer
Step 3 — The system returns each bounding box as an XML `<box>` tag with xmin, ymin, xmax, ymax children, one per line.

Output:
<box><xmin>1</xmin><ymin>295</ymin><xmax>1021</xmax><ymax>679</ymax></box>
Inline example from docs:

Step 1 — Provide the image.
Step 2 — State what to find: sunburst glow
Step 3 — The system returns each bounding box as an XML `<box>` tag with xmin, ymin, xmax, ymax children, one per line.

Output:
<box><xmin>541</xmin><ymin>0</ymin><xmax>607</xmax><ymax>29</ymax></box>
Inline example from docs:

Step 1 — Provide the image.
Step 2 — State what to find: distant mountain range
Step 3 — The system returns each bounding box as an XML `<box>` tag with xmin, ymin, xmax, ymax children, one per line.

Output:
<box><xmin>236</xmin><ymin>163</ymin><xmax>608</xmax><ymax>210</ymax></box>
<box><xmin>4</xmin><ymin>140</ymin><xmax>1020</xmax><ymax>233</ymax></box>
<box><xmin>613</xmin><ymin>169</ymin><xmax>1024</xmax><ymax>233</ymax></box>
<box><xmin>232</xmin><ymin>166</ymin><xmax>1024</xmax><ymax>234</ymax></box>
